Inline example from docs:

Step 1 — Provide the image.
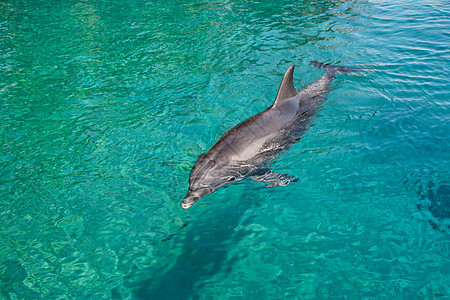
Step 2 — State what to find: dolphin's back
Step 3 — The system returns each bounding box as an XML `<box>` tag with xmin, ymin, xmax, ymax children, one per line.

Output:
<box><xmin>207</xmin><ymin>102</ymin><xmax>298</xmax><ymax>162</ymax></box>
<box><xmin>205</xmin><ymin>65</ymin><xmax>305</xmax><ymax>163</ymax></box>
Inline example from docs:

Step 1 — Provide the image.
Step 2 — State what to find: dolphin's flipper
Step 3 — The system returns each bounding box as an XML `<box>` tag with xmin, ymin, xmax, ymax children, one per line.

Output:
<box><xmin>249</xmin><ymin>170</ymin><xmax>298</xmax><ymax>188</ymax></box>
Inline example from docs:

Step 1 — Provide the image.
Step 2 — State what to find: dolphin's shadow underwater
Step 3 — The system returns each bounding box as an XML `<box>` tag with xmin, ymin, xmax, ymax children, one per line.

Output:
<box><xmin>415</xmin><ymin>179</ymin><xmax>450</xmax><ymax>232</ymax></box>
<box><xmin>183</xmin><ymin>61</ymin><xmax>368</xmax><ymax>209</ymax></box>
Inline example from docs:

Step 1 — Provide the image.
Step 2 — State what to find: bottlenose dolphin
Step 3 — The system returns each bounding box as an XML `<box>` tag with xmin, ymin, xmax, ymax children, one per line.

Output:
<box><xmin>182</xmin><ymin>61</ymin><xmax>367</xmax><ymax>209</ymax></box>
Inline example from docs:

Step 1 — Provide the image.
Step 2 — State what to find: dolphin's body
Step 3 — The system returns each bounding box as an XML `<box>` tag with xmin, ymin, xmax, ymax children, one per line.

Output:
<box><xmin>182</xmin><ymin>61</ymin><xmax>366</xmax><ymax>209</ymax></box>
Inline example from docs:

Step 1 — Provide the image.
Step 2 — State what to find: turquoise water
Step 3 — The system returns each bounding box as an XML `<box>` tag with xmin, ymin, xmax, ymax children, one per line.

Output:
<box><xmin>1</xmin><ymin>0</ymin><xmax>449</xmax><ymax>298</ymax></box>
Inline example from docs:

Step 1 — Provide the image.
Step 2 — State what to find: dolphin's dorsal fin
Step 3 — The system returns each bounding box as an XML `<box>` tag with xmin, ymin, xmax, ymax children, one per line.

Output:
<box><xmin>273</xmin><ymin>64</ymin><xmax>298</xmax><ymax>107</ymax></box>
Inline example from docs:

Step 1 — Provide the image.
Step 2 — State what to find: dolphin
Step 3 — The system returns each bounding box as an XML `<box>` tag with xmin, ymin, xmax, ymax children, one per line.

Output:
<box><xmin>182</xmin><ymin>61</ymin><xmax>367</xmax><ymax>209</ymax></box>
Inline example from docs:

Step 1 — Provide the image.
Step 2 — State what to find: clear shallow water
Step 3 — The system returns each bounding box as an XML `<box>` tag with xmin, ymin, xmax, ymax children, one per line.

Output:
<box><xmin>1</xmin><ymin>0</ymin><xmax>449</xmax><ymax>298</ymax></box>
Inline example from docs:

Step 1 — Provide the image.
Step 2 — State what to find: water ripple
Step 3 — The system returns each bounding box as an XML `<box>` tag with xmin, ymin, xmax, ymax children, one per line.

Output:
<box><xmin>0</xmin><ymin>0</ymin><xmax>449</xmax><ymax>298</ymax></box>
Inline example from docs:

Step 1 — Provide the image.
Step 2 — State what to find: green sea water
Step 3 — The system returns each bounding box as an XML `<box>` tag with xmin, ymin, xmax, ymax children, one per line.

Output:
<box><xmin>1</xmin><ymin>0</ymin><xmax>449</xmax><ymax>298</ymax></box>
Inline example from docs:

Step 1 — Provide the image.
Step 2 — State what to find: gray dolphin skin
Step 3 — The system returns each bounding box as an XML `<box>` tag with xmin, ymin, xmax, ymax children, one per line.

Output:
<box><xmin>182</xmin><ymin>61</ymin><xmax>367</xmax><ymax>209</ymax></box>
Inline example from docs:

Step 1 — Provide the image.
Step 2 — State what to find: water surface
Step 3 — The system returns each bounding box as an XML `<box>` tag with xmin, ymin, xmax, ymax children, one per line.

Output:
<box><xmin>1</xmin><ymin>0</ymin><xmax>449</xmax><ymax>298</ymax></box>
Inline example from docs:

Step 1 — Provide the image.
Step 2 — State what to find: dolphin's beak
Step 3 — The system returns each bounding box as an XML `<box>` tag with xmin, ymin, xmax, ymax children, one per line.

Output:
<box><xmin>181</xmin><ymin>190</ymin><xmax>199</xmax><ymax>209</ymax></box>
<box><xmin>181</xmin><ymin>188</ymin><xmax>212</xmax><ymax>209</ymax></box>
<box><xmin>181</xmin><ymin>202</ymin><xmax>193</xmax><ymax>209</ymax></box>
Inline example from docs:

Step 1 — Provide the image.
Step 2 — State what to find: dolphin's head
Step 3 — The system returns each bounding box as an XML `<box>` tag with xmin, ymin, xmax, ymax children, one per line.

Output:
<box><xmin>181</xmin><ymin>154</ymin><xmax>235</xmax><ymax>209</ymax></box>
